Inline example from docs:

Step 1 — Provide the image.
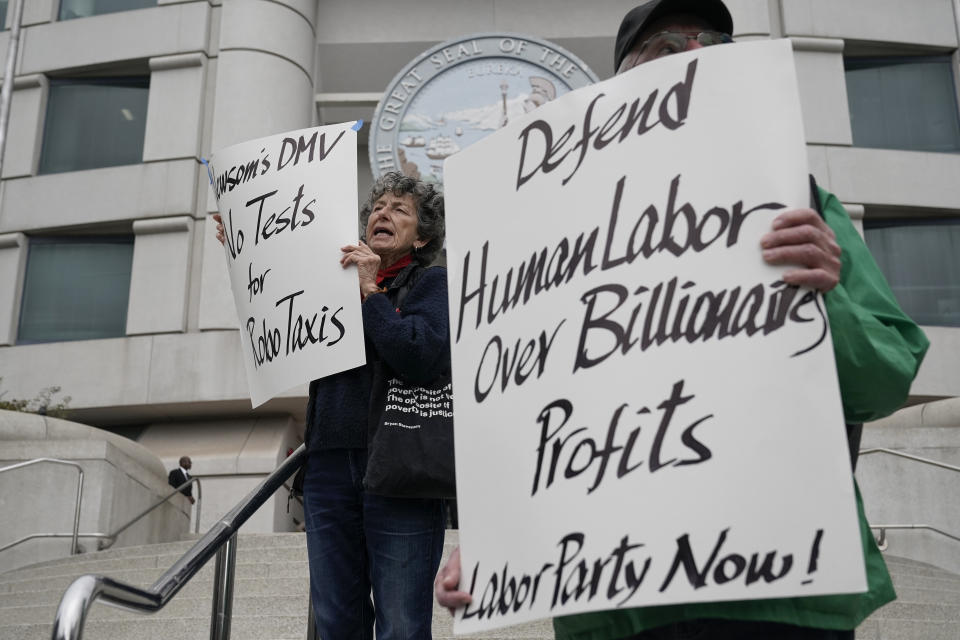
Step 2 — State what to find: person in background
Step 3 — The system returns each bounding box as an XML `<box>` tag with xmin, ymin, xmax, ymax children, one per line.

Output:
<box><xmin>167</xmin><ymin>455</ymin><xmax>195</xmax><ymax>505</ymax></box>
<box><xmin>216</xmin><ymin>171</ymin><xmax>449</xmax><ymax>639</ymax></box>
<box><xmin>434</xmin><ymin>1</ymin><xmax>929</xmax><ymax>638</ymax></box>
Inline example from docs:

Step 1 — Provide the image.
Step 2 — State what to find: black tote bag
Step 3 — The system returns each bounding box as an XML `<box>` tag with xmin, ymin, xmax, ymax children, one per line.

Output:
<box><xmin>364</xmin><ymin>363</ymin><xmax>456</xmax><ymax>498</ymax></box>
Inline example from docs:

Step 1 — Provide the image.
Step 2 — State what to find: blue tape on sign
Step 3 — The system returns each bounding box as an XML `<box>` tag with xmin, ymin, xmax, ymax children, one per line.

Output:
<box><xmin>351</xmin><ymin>119</ymin><xmax>364</xmax><ymax>131</ymax></box>
<box><xmin>200</xmin><ymin>157</ymin><xmax>213</xmax><ymax>185</ymax></box>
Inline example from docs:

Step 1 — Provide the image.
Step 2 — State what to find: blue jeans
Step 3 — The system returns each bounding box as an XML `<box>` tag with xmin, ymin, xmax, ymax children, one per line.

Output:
<box><xmin>303</xmin><ymin>449</ymin><xmax>445</xmax><ymax>640</ymax></box>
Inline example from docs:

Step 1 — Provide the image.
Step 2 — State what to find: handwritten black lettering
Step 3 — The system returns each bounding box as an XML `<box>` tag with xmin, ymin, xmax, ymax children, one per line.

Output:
<box><xmin>213</xmin><ymin>147</ymin><xmax>271</xmax><ymax>201</ymax></box>
<box><xmin>222</xmin><ymin>208</ymin><xmax>244</xmax><ymax>261</ymax></box>
<box><xmin>460</xmin><ymin>530</ymin><xmax>651</xmax><ymax>620</ymax></box>
<box><xmin>246</xmin><ymin>316</ymin><xmax>282</xmax><ymax>368</ymax></box>
<box><xmin>456</xmin><ymin>174</ymin><xmax>784</xmax><ymax>341</ymax></box>
<box><xmin>659</xmin><ymin>528</ymin><xmax>795</xmax><ymax>592</ymax></box>
<box><xmin>245</xmin><ymin>291</ymin><xmax>346</xmax><ymax>369</ymax></box>
<box><xmin>531</xmin><ymin>380</ymin><xmax>712</xmax><ymax>496</ymax></box>
<box><xmin>277</xmin><ymin>129</ymin><xmax>346</xmax><ymax>171</ymax></box>
<box><xmin>462</xmin><ymin>558</ymin><xmax>554</xmax><ymax>620</ymax></box>
<box><xmin>574</xmin><ymin>278</ymin><xmax>825</xmax><ymax>369</ymax></box>
<box><xmin>516</xmin><ymin>58</ymin><xmax>697</xmax><ymax>189</ymax></box>
<box><xmin>247</xmin><ymin>263</ymin><xmax>271</xmax><ymax>302</ymax></box>
<box><xmin>247</xmin><ymin>184</ymin><xmax>317</xmax><ymax>247</ymax></box>
<box><xmin>473</xmin><ymin>320</ymin><xmax>565</xmax><ymax>403</ymax></box>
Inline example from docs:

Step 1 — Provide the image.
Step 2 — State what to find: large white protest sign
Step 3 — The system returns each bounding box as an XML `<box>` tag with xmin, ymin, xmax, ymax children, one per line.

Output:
<box><xmin>444</xmin><ymin>40</ymin><xmax>865</xmax><ymax>632</ymax></box>
<box><xmin>210</xmin><ymin>122</ymin><xmax>364</xmax><ymax>407</ymax></box>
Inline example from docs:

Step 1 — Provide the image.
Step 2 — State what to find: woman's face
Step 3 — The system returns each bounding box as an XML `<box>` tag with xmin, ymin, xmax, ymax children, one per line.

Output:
<box><xmin>365</xmin><ymin>192</ymin><xmax>422</xmax><ymax>266</ymax></box>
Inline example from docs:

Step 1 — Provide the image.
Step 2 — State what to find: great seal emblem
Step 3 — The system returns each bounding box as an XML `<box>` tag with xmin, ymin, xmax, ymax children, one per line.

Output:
<box><xmin>369</xmin><ymin>33</ymin><xmax>598</xmax><ymax>183</ymax></box>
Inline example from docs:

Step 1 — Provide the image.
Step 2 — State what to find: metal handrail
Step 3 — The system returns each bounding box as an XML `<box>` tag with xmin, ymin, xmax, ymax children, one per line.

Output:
<box><xmin>859</xmin><ymin>447</ymin><xmax>960</xmax><ymax>548</ymax></box>
<box><xmin>871</xmin><ymin>524</ymin><xmax>960</xmax><ymax>551</ymax></box>
<box><xmin>105</xmin><ymin>477</ymin><xmax>204</xmax><ymax>546</ymax></box>
<box><xmin>0</xmin><ymin>533</ymin><xmax>108</xmax><ymax>555</ymax></box>
<box><xmin>0</xmin><ymin>458</ymin><xmax>84</xmax><ymax>556</ymax></box>
<box><xmin>0</xmin><ymin>477</ymin><xmax>202</xmax><ymax>556</ymax></box>
<box><xmin>51</xmin><ymin>444</ymin><xmax>307</xmax><ymax>640</ymax></box>
<box><xmin>859</xmin><ymin>447</ymin><xmax>960</xmax><ymax>474</ymax></box>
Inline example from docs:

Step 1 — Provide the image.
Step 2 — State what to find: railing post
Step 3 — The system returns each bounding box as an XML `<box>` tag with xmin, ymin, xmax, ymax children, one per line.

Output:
<box><xmin>0</xmin><ymin>458</ymin><xmax>85</xmax><ymax>558</ymax></box>
<box><xmin>0</xmin><ymin>0</ymin><xmax>26</xmax><ymax>177</ymax></box>
<box><xmin>210</xmin><ymin>532</ymin><xmax>237</xmax><ymax>640</ymax></box>
<box><xmin>195</xmin><ymin>479</ymin><xmax>203</xmax><ymax>535</ymax></box>
<box><xmin>70</xmin><ymin>468</ymin><xmax>84</xmax><ymax>555</ymax></box>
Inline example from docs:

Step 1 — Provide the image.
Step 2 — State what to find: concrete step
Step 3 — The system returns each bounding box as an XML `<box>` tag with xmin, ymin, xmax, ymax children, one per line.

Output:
<box><xmin>0</xmin><ymin>534</ymin><xmax>313</xmax><ymax>640</ymax></box>
<box><xmin>5</xmin><ymin>545</ymin><xmax>308</xmax><ymax>581</ymax></box>
<box><xmin>856</xmin><ymin>617</ymin><xmax>958</xmax><ymax>640</ymax></box>
<box><xmin>0</xmin><ymin>576</ymin><xmax>310</xmax><ymax>607</ymax></box>
<box><xmin>863</xmin><ymin>558</ymin><xmax>960</xmax><ymax>640</ymax></box>
<box><xmin>0</xmin><ymin>615</ymin><xmax>305</xmax><ymax>640</ymax></box>
<box><xmin>894</xmin><ymin>585</ymin><xmax>960</xmax><ymax>603</ymax></box>
<box><xmin>884</xmin><ymin>556</ymin><xmax>960</xmax><ymax>581</ymax></box>
<box><xmin>0</xmin><ymin>531</ymin><xmax>552</xmax><ymax>640</ymax></box>
<box><xmin>0</xmin><ymin>536</ymin><xmax>308</xmax><ymax>583</ymax></box>
<box><xmin>1</xmin><ymin>616</ymin><xmax>551</xmax><ymax>640</ymax></box>
<box><xmin>867</xmin><ymin>600</ymin><xmax>960</xmax><ymax>623</ymax></box>
<box><xmin>2</xmin><ymin>594</ymin><xmax>308</xmax><ymax>625</ymax></box>
<box><xmin>0</xmin><ymin>560</ymin><xmax>308</xmax><ymax>595</ymax></box>
<box><xmin>886</xmin><ymin>571</ymin><xmax>960</xmax><ymax>592</ymax></box>
<box><xmin>1</xmin><ymin>532</ymin><xmax>957</xmax><ymax>640</ymax></box>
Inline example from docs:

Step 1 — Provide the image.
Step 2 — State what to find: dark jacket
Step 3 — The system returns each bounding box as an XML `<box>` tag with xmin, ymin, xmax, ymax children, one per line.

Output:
<box><xmin>305</xmin><ymin>263</ymin><xmax>451</xmax><ymax>451</ymax></box>
<box><xmin>167</xmin><ymin>468</ymin><xmax>192</xmax><ymax>498</ymax></box>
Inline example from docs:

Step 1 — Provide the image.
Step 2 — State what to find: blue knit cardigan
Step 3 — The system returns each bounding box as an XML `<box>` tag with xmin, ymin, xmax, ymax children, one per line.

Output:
<box><xmin>305</xmin><ymin>264</ymin><xmax>451</xmax><ymax>451</ymax></box>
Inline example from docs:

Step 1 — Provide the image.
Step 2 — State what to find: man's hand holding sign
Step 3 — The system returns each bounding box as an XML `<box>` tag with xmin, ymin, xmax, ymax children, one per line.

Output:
<box><xmin>762</xmin><ymin>209</ymin><xmax>842</xmax><ymax>293</ymax></box>
<box><xmin>437</xmin><ymin>0</ymin><xmax>928</xmax><ymax>638</ymax></box>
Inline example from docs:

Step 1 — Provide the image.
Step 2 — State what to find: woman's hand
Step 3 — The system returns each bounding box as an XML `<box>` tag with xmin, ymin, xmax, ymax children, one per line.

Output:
<box><xmin>434</xmin><ymin>546</ymin><xmax>472</xmax><ymax>614</ymax></box>
<box><xmin>761</xmin><ymin>208</ymin><xmax>842</xmax><ymax>292</ymax></box>
<box><xmin>212</xmin><ymin>213</ymin><xmax>226</xmax><ymax>246</ymax></box>
<box><xmin>341</xmin><ymin>241</ymin><xmax>382</xmax><ymax>299</ymax></box>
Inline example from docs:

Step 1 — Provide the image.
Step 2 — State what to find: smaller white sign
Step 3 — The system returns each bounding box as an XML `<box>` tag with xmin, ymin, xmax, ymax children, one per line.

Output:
<box><xmin>210</xmin><ymin>123</ymin><xmax>365</xmax><ymax>407</ymax></box>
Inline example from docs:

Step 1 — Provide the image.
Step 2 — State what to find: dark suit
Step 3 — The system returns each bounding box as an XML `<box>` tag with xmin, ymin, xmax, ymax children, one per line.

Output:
<box><xmin>168</xmin><ymin>468</ymin><xmax>193</xmax><ymax>498</ymax></box>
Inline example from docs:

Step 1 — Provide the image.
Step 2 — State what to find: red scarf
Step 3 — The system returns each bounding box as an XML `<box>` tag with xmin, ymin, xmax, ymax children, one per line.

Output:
<box><xmin>376</xmin><ymin>253</ymin><xmax>412</xmax><ymax>286</ymax></box>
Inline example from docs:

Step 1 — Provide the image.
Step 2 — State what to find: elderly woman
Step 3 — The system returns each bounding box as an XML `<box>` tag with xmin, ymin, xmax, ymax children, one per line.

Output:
<box><xmin>216</xmin><ymin>172</ymin><xmax>449</xmax><ymax>639</ymax></box>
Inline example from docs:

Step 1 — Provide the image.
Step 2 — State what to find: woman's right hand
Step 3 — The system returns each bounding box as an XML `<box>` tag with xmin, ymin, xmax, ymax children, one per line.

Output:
<box><xmin>340</xmin><ymin>241</ymin><xmax>383</xmax><ymax>300</ymax></box>
<box><xmin>212</xmin><ymin>213</ymin><xmax>226</xmax><ymax>246</ymax></box>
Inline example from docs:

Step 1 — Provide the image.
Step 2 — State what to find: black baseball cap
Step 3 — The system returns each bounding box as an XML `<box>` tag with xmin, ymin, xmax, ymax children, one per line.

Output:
<box><xmin>614</xmin><ymin>0</ymin><xmax>734</xmax><ymax>71</ymax></box>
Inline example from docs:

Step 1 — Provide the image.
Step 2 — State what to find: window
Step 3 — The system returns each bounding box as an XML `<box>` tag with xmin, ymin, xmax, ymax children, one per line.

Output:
<box><xmin>18</xmin><ymin>237</ymin><xmax>134</xmax><ymax>343</ymax></box>
<box><xmin>845</xmin><ymin>56</ymin><xmax>960</xmax><ymax>153</ymax></box>
<box><xmin>59</xmin><ymin>0</ymin><xmax>155</xmax><ymax>21</ymax></box>
<box><xmin>0</xmin><ymin>1</ymin><xmax>7</xmax><ymax>30</ymax></box>
<box><xmin>38</xmin><ymin>77</ymin><xmax>149</xmax><ymax>174</ymax></box>
<box><xmin>864</xmin><ymin>219</ymin><xmax>960</xmax><ymax>327</ymax></box>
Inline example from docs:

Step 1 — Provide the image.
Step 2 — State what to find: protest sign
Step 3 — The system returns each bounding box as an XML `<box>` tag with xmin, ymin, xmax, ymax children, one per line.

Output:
<box><xmin>210</xmin><ymin>122</ymin><xmax>364</xmax><ymax>407</ymax></box>
<box><xmin>444</xmin><ymin>39</ymin><xmax>865</xmax><ymax>632</ymax></box>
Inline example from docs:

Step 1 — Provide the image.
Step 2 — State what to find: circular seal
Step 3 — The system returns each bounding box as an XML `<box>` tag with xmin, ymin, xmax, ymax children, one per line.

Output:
<box><xmin>369</xmin><ymin>33</ymin><xmax>599</xmax><ymax>183</ymax></box>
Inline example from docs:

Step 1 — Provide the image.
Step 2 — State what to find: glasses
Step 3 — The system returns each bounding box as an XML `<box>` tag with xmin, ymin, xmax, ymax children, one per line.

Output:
<box><xmin>620</xmin><ymin>30</ymin><xmax>733</xmax><ymax>71</ymax></box>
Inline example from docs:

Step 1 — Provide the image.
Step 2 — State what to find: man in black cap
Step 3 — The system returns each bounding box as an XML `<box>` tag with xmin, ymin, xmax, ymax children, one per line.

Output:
<box><xmin>437</xmin><ymin>2</ymin><xmax>928</xmax><ymax>638</ymax></box>
<box><xmin>614</xmin><ymin>0</ymin><xmax>734</xmax><ymax>75</ymax></box>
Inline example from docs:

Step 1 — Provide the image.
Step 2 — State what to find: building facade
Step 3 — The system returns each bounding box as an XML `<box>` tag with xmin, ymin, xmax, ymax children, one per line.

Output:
<box><xmin>0</xmin><ymin>0</ymin><xmax>958</xmax><ymax>533</ymax></box>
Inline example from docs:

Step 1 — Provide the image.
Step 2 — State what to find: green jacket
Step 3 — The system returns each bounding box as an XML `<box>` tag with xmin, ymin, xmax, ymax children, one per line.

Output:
<box><xmin>553</xmin><ymin>189</ymin><xmax>930</xmax><ymax>639</ymax></box>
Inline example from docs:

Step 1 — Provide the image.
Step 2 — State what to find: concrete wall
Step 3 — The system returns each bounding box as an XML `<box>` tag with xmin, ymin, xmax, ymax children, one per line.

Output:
<box><xmin>137</xmin><ymin>416</ymin><xmax>303</xmax><ymax>533</ymax></box>
<box><xmin>0</xmin><ymin>0</ymin><xmax>955</xmax><ymax>415</ymax></box>
<box><xmin>0</xmin><ymin>0</ymin><xmax>956</xmax><ymax>542</ymax></box>
<box><xmin>0</xmin><ymin>411</ymin><xmax>188</xmax><ymax>574</ymax></box>
<box><xmin>858</xmin><ymin>398</ymin><xmax>960</xmax><ymax>574</ymax></box>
